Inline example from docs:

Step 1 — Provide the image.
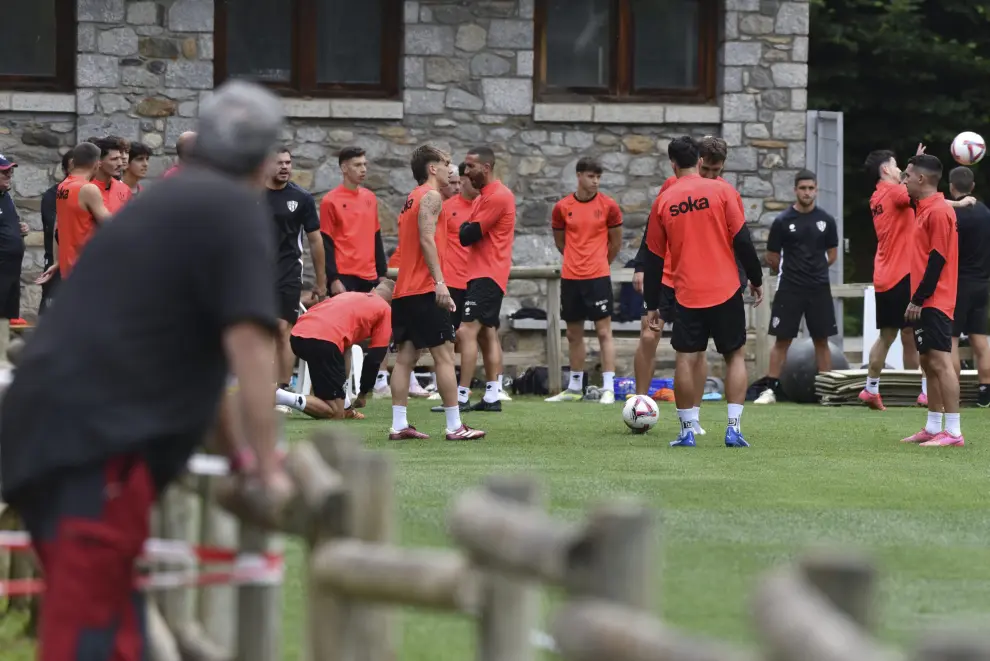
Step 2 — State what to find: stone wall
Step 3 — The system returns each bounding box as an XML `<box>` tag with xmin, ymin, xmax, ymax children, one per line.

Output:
<box><xmin>0</xmin><ymin>0</ymin><xmax>811</xmax><ymax>321</ymax></box>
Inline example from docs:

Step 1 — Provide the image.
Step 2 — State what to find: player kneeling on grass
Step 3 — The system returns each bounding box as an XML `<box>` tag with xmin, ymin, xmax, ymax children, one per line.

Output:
<box><xmin>643</xmin><ymin>136</ymin><xmax>764</xmax><ymax>448</ymax></box>
<box><xmin>275</xmin><ymin>281</ymin><xmax>396</xmax><ymax>420</ymax></box>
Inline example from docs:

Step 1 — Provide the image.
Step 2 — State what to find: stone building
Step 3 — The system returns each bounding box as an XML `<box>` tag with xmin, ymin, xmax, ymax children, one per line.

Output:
<box><xmin>0</xmin><ymin>0</ymin><xmax>809</xmax><ymax>319</ymax></box>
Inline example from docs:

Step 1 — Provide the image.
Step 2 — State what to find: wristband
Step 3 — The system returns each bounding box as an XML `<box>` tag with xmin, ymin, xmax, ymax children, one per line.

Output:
<box><xmin>229</xmin><ymin>447</ymin><xmax>257</xmax><ymax>474</ymax></box>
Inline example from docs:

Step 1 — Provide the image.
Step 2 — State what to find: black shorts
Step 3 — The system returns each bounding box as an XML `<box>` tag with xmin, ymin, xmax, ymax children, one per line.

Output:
<box><xmin>450</xmin><ymin>286</ymin><xmax>466</xmax><ymax>330</ymax></box>
<box><xmin>462</xmin><ymin>277</ymin><xmax>503</xmax><ymax>328</ymax></box>
<box><xmin>290</xmin><ymin>335</ymin><xmax>346</xmax><ymax>401</ymax></box>
<box><xmin>672</xmin><ymin>289</ymin><xmax>747</xmax><ymax>355</ymax></box>
<box><xmin>953</xmin><ymin>280</ymin><xmax>989</xmax><ymax>337</ymax></box>
<box><xmin>913</xmin><ymin>308</ymin><xmax>952</xmax><ymax>354</ymax></box>
<box><xmin>875</xmin><ymin>275</ymin><xmax>912</xmax><ymax>330</ymax></box>
<box><xmin>768</xmin><ymin>284</ymin><xmax>837</xmax><ymax>340</ymax></box>
<box><xmin>0</xmin><ymin>271</ymin><xmax>19</xmax><ymax>320</ymax></box>
<box><xmin>277</xmin><ymin>282</ymin><xmax>302</xmax><ymax>324</ymax></box>
<box><xmin>561</xmin><ymin>276</ymin><xmax>613</xmax><ymax>323</ymax></box>
<box><xmin>392</xmin><ymin>292</ymin><xmax>456</xmax><ymax>349</ymax></box>
<box><xmin>640</xmin><ymin>283</ymin><xmax>677</xmax><ymax>323</ymax></box>
<box><xmin>336</xmin><ymin>274</ymin><xmax>378</xmax><ymax>294</ymax></box>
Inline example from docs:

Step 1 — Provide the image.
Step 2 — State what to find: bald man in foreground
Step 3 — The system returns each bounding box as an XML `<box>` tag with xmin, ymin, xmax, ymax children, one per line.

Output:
<box><xmin>0</xmin><ymin>81</ymin><xmax>288</xmax><ymax>661</ymax></box>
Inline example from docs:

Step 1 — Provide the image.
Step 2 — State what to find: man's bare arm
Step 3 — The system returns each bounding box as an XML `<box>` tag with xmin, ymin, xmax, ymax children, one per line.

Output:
<box><xmin>607</xmin><ymin>226</ymin><xmax>622</xmax><ymax>263</ymax></box>
<box><xmin>765</xmin><ymin>251</ymin><xmax>781</xmax><ymax>273</ymax></box>
<box><xmin>79</xmin><ymin>183</ymin><xmax>112</xmax><ymax>224</ymax></box>
<box><xmin>307</xmin><ymin>230</ymin><xmax>327</xmax><ymax>295</ymax></box>
<box><xmin>223</xmin><ymin>322</ymin><xmax>279</xmax><ymax>478</ymax></box>
<box><xmin>553</xmin><ymin>229</ymin><xmax>565</xmax><ymax>255</ymax></box>
<box><xmin>417</xmin><ymin>189</ymin><xmax>444</xmax><ymax>282</ymax></box>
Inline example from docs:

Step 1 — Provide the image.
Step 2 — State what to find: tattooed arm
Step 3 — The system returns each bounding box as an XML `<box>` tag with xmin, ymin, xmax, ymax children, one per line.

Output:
<box><xmin>418</xmin><ymin>189</ymin><xmax>453</xmax><ymax>310</ymax></box>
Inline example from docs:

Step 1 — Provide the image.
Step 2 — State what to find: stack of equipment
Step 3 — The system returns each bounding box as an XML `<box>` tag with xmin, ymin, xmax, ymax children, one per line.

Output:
<box><xmin>815</xmin><ymin>369</ymin><xmax>983</xmax><ymax>406</ymax></box>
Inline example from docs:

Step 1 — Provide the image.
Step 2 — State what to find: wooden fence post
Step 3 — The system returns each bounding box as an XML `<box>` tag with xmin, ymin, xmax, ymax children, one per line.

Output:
<box><xmin>915</xmin><ymin>632</ymin><xmax>990</xmax><ymax>661</ymax></box>
<box><xmin>546</xmin><ymin>277</ymin><xmax>562</xmax><ymax>394</ymax></box>
<box><xmin>799</xmin><ymin>549</ymin><xmax>876</xmax><ymax>630</ymax></box>
<box><xmin>197</xmin><ymin>474</ymin><xmax>239</xmax><ymax>651</ymax></box>
<box><xmin>564</xmin><ymin>501</ymin><xmax>656</xmax><ymax>610</ymax></box>
<box><xmin>476</xmin><ymin>475</ymin><xmax>540</xmax><ymax>661</ymax></box>
<box><xmin>236</xmin><ymin>524</ymin><xmax>282</xmax><ymax>661</ymax></box>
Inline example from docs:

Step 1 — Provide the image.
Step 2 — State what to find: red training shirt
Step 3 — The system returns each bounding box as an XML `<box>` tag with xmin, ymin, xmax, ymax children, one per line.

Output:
<box><xmin>320</xmin><ymin>185</ymin><xmax>380</xmax><ymax>281</ymax></box>
<box><xmin>292</xmin><ymin>291</ymin><xmax>391</xmax><ymax>353</ymax></box>
<box><xmin>870</xmin><ymin>181</ymin><xmax>918</xmax><ymax>292</ymax></box>
<box><xmin>393</xmin><ymin>184</ymin><xmax>447</xmax><ymax>299</ymax></box>
<box><xmin>551</xmin><ymin>192</ymin><xmax>623</xmax><ymax>280</ymax></box>
<box><xmin>443</xmin><ymin>194</ymin><xmax>474</xmax><ymax>289</ymax></box>
<box><xmin>914</xmin><ymin>192</ymin><xmax>958</xmax><ymax>320</ymax></box>
<box><xmin>467</xmin><ymin>181</ymin><xmax>515</xmax><ymax>293</ymax></box>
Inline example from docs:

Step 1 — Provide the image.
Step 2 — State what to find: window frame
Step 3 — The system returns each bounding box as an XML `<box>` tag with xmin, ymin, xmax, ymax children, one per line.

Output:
<box><xmin>0</xmin><ymin>0</ymin><xmax>76</xmax><ymax>92</ymax></box>
<box><xmin>214</xmin><ymin>0</ymin><xmax>402</xmax><ymax>99</ymax></box>
<box><xmin>534</xmin><ymin>0</ymin><xmax>719</xmax><ymax>104</ymax></box>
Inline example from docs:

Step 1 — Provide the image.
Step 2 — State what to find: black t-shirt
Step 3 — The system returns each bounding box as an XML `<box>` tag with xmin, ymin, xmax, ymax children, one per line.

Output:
<box><xmin>0</xmin><ymin>190</ymin><xmax>24</xmax><ymax>272</ymax></box>
<box><xmin>267</xmin><ymin>183</ymin><xmax>319</xmax><ymax>286</ymax></box>
<box><xmin>953</xmin><ymin>196</ymin><xmax>990</xmax><ymax>283</ymax></box>
<box><xmin>767</xmin><ymin>205</ymin><xmax>839</xmax><ymax>291</ymax></box>
<box><xmin>0</xmin><ymin>166</ymin><xmax>278</xmax><ymax>502</ymax></box>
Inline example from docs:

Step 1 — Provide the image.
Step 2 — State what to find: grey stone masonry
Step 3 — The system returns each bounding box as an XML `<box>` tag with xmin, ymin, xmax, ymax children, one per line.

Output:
<box><xmin>76</xmin><ymin>0</ymin><xmax>214</xmax><ymax>176</ymax></box>
<box><xmin>0</xmin><ymin>0</ymin><xmax>810</xmax><ymax>321</ymax></box>
<box><xmin>722</xmin><ymin>0</ymin><xmax>811</xmax><ymax>246</ymax></box>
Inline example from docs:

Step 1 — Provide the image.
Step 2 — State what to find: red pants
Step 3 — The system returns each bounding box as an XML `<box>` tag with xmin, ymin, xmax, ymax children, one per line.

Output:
<box><xmin>19</xmin><ymin>455</ymin><xmax>155</xmax><ymax>661</ymax></box>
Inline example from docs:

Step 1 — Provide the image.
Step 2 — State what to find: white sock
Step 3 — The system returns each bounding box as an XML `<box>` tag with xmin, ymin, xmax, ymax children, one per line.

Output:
<box><xmin>457</xmin><ymin>385</ymin><xmax>470</xmax><ymax>404</ymax></box>
<box><xmin>727</xmin><ymin>403</ymin><xmax>743</xmax><ymax>431</ymax></box>
<box><xmin>925</xmin><ymin>411</ymin><xmax>943</xmax><ymax>434</ymax></box>
<box><xmin>945</xmin><ymin>412</ymin><xmax>961</xmax><ymax>436</ymax></box>
<box><xmin>866</xmin><ymin>377</ymin><xmax>880</xmax><ymax>395</ymax></box>
<box><xmin>376</xmin><ymin>371</ymin><xmax>388</xmax><ymax>387</ymax></box>
<box><xmin>496</xmin><ymin>373</ymin><xmax>504</xmax><ymax>392</ymax></box>
<box><xmin>392</xmin><ymin>405</ymin><xmax>408</xmax><ymax>431</ymax></box>
<box><xmin>691</xmin><ymin>406</ymin><xmax>703</xmax><ymax>431</ymax></box>
<box><xmin>676</xmin><ymin>408</ymin><xmax>693</xmax><ymax>437</ymax></box>
<box><xmin>568</xmin><ymin>370</ymin><xmax>583</xmax><ymax>392</ymax></box>
<box><xmin>430</xmin><ymin>372</ymin><xmax>437</xmax><ymax>388</ymax></box>
<box><xmin>921</xmin><ymin>377</ymin><xmax>928</xmax><ymax>396</ymax></box>
<box><xmin>602</xmin><ymin>371</ymin><xmax>615</xmax><ymax>392</ymax></box>
<box><xmin>343</xmin><ymin>377</ymin><xmax>351</xmax><ymax>395</ymax></box>
<box><xmin>444</xmin><ymin>405</ymin><xmax>462</xmax><ymax>431</ymax></box>
<box><xmin>344</xmin><ymin>392</ymin><xmax>352</xmax><ymax>409</ymax></box>
<box><xmin>483</xmin><ymin>381</ymin><xmax>499</xmax><ymax>403</ymax></box>
<box><xmin>275</xmin><ymin>388</ymin><xmax>306</xmax><ymax>411</ymax></box>
<box><xmin>409</xmin><ymin>371</ymin><xmax>419</xmax><ymax>390</ymax></box>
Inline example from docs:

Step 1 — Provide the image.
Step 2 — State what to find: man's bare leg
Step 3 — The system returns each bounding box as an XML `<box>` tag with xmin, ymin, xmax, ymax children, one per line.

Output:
<box><xmin>472</xmin><ymin>325</ymin><xmax>503</xmax><ymax>409</ymax></box>
<box><xmin>273</xmin><ymin>388</ymin><xmax>363</xmax><ymax>420</ymax></box>
<box><xmin>547</xmin><ymin>321</ymin><xmax>586</xmax><ymax>400</ymax></box>
<box><xmin>754</xmin><ymin>338</ymin><xmax>792</xmax><ymax>404</ymax></box>
<box><xmin>969</xmin><ymin>334</ymin><xmax>990</xmax><ymax>406</ymax></box>
<box><xmin>723</xmin><ymin>346</ymin><xmax>750</xmax><ymax>446</ymax></box>
<box><xmin>901</xmin><ymin>328</ymin><xmax>928</xmax><ymax>405</ymax></box>
<box><xmin>671</xmin><ymin>351</ymin><xmax>703</xmax><ymax>445</ymax></box>
<box><xmin>388</xmin><ymin>342</ymin><xmax>427</xmax><ymax>438</ymax></box>
<box><xmin>275</xmin><ymin>320</ymin><xmax>295</xmax><ymax>386</ymax></box>
<box><xmin>431</xmin><ymin>341</ymin><xmax>485</xmax><ymax>439</ymax></box>
<box><xmin>594</xmin><ymin>317</ymin><xmax>616</xmax><ymax>404</ymax></box>
<box><xmin>861</xmin><ymin>327</ymin><xmax>898</xmax><ymax>409</ymax></box>
<box><xmin>456</xmin><ymin>320</ymin><xmax>482</xmax><ymax>406</ymax></box>
<box><xmin>634</xmin><ymin>316</ymin><xmax>662</xmax><ymax>395</ymax></box>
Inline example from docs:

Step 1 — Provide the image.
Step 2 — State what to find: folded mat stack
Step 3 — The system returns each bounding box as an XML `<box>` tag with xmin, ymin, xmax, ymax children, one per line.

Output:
<box><xmin>815</xmin><ymin>369</ymin><xmax>982</xmax><ymax>407</ymax></box>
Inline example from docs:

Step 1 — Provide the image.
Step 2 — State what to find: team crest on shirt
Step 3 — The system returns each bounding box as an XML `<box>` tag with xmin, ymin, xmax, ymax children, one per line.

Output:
<box><xmin>788</xmin><ymin>224</ymin><xmax>796</xmax><ymax>232</ymax></box>
<box><xmin>816</xmin><ymin>220</ymin><xmax>826</xmax><ymax>232</ymax></box>
<box><xmin>772</xmin><ymin>317</ymin><xmax>780</xmax><ymax>328</ymax></box>
<box><xmin>287</xmin><ymin>200</ymin><xmax>298</xmax><ymax>212</ymax></box>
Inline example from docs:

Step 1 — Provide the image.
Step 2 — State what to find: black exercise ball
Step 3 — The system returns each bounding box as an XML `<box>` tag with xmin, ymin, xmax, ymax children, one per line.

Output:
<box><xmin>779</xmin><ymin>338</ymin><xmax>849</xmax><ymax>403</ymax></box>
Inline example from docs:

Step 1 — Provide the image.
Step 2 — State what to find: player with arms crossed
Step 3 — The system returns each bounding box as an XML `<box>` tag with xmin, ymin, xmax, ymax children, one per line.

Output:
<box><xmin>900</xmin><ymin>154</ymin><xmax>962</xmax><ymax>446</ymax></box>
<box><xmin>631</xmin><ymin>135</ymin><xmax>733</xmax><ymax>433</ymax></box>
<box><xmin>754</xmin><ymin>170</ymin><xmax>839</xmax><ymax>404</ymax></box>
<box><xmin>545</xmin><ymin>157</ymin><xmax>623</xmax><ymax>404</ymax></box>
<box><xmin>455</xmin><ymin>146</ymin><xmax>516</xmax><ymax>412</ymax></box>
<box><xmin>643</xmin><ymin>137</ymin><xmax>764</xmax><ymax>448</ymax></box>
<box><xmin>390</xmin><ymin>145</ymin><xmax>485</xmax><ymax>440</ymax></box>
<box><xmin>947</xmin><ymin>166</ymin><xmax>990</xmax><ymax>404</ymax></box>
<box><xmin>276</xmin><ymin>282</ymin><xmax>395</xmax><ymax>420</ymax></box>
<box><xmin>267</xmin><ymin>148</ymin><xmax>326</xmax><ymax>398</ymax></box>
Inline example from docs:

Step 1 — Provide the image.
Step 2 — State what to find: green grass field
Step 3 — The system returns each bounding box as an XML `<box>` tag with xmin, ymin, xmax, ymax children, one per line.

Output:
<box><xmin>4</xmin><ymin>397</ymin><xmax>990</xmax><ymax>659</ymax></box>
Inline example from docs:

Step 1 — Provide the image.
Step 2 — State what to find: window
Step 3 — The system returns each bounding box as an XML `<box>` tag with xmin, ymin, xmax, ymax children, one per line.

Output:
<box><xmin>0</xmin><ymin>0</ymin><xmax>75</xmax><ymax>91</ymax></box>
<box><xmin>535</xmin><ymin>0</ymin><xmax>718</xmax><ymax>103</ymax></box>
<box><xmin>214</xmin><ymin>0</ymin><xmax>401</xmax><ymax>98</ymax></box>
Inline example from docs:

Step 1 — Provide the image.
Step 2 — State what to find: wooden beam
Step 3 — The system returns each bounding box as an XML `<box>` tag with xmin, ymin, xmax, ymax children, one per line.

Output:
<box><xmin>915</xmin><ymin>632</ymin><xmax>990</xmax><ymax>660</ymax></box>
<box><xmin>310</xmin><ymin>540</ymin><xmax>478</xmax><ymax>613</ymax></box>
<box><xmin>752</xmin><ymin>568</ymin><xmax>904</xmax><ymax>661</ymax></box>
<box><xmin>551</xmin><ymin>600</ymin><xmax>756</xmax><ymax>661</ymax></box>
<box><xmin>798</xmin><ymin>550</ymin><xmax>877</xmax><ymax>631</ymax></box>
<box><xmin>477</xmin><ymin>476</ymin><xmax>541</xmax><ymax>661</ymax></box>
<box><xmin>448</xmin><ymin>487</ymin><xmax>580</xmax><ymax>584</ymax></box>
<box><xmin>546</xmin><ymin>278</ymin><xmax>563</xmax><ymax>393</ymax></box>
<box><xmin>385</xmin><ymin>350</ymin><xmax>546</xmax><ymax>369</ymax></box>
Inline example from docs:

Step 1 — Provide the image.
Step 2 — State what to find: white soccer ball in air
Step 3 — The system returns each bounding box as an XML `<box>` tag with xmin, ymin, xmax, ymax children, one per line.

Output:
<box><xmin>950</xmin><ymin>131</ymin><xmax>986</xmax><ymax>165</ymax></box>
<box><xmin>622</xmin><ymin>395</ymin><xmax>660</xmax><ymax>434</ymax></box>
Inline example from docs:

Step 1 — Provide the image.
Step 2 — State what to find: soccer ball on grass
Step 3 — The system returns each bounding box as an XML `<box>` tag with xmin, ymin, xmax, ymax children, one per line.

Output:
<box><xmin>622</xmin><ymin>395</ymin><xmax>660</xmax><ymax>434</ymax></box>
